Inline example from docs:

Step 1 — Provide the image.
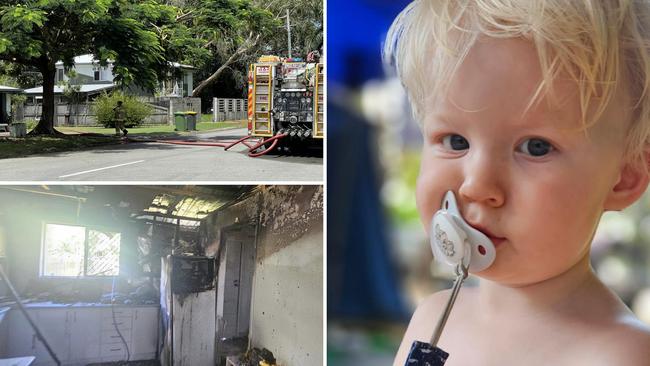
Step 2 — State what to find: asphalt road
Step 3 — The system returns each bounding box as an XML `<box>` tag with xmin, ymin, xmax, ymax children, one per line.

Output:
<box><xmin>0</xmin><ymin>128</ymin><xmax>323</xmax><ymax>182</ymax></box>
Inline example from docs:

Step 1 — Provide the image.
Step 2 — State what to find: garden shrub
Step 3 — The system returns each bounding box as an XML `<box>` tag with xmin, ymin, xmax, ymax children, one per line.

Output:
<box><xmin>24</xmin><ymin>118</ymin><xmax>38</xmax><ymax>131</ymax></box>
<box><xmin>93</xmin><ymin>91</ymin><xmax>153</xmax><ymax>128</ymax></box>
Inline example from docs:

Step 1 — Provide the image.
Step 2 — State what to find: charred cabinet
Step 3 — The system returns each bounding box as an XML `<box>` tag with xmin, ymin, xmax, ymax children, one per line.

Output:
<box><xmin>170</xmin><ymin>255</ymin><xmax>214</xmax><ymax>293</ymax></box>
<box><xmin>161</xmin><ymin>255</ymin><xmax>216</xmax><ymax>366</ymax></box>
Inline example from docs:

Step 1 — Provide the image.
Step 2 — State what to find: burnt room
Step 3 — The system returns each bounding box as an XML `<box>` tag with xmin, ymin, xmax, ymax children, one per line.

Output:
<box><xmin>0</xmin><ymin>185</ymin><xmax>323</xmax><ymax>366</ymax></box>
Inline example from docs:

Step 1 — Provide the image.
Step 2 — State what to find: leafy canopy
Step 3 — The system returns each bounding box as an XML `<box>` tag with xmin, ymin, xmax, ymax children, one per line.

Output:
<box><xmin>0</xmin><ymin>0</ymin><xmax>165</xmax><ymax>90</ymax></box>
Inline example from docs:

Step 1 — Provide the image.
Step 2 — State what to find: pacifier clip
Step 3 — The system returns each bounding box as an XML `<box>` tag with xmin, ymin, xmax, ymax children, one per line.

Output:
<box><xmin>405</xmin><ymin>263</ymin><xmax>467</xmax><ymax>365</ymax></box>
<box><xmin>404</xmin><ymin>191</ymin><xmax>495</xmax><ymax>365</ymax></box>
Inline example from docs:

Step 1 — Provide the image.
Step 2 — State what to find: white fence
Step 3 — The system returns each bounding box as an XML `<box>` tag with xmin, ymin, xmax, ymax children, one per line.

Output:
<box><xmin>213</xmin><ymin>98</ymin><xmax>247</xmax><ymax>122</ymax></box>
<box><xmin>23</xmin><ymin>97</ymin><xmax>201</xmax><ymax>126</ymax></box>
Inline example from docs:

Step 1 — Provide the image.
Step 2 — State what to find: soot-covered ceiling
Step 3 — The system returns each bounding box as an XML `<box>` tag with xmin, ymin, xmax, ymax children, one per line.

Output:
<box><xmin>0</xmin><ymin>185</ymin><xmax>255</xmax><ymax>221</ymax></box>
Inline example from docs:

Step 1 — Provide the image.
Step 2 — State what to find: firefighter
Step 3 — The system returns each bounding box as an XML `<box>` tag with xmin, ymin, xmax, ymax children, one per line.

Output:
<box><xmin>113</xmin><ymin>100</ymin><xmax>128</xmax><ymax>137</ymax></box>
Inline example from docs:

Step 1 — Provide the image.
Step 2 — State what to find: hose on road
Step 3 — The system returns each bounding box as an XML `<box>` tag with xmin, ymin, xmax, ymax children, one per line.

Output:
<box><xmin>127</xmin><ymin>133</ymin><xmax>288</xmax><ymax>157</ymax></box>
<box><xmin>71</xmin><ymin>131</ymin><xmax>288</xmax><ymax>157</ymax></box>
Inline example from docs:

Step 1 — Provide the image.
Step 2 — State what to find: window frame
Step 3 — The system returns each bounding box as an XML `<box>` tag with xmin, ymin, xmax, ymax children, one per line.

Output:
<box><xmin>40</xmin><ymin>221</ymin><xmax>122</xmax><ymax>278</ymax></box>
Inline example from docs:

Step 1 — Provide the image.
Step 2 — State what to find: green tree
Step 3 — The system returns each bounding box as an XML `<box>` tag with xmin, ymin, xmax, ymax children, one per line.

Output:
<box><xmin>134</xmin><ymin>0</ymin><xmax>322</xmax><ymax>102</ymax></box>
<box><xmin>161</xmin><ymin>0</ymin><xmax>278</xmax><ymax>97</ymax></box>
<box><xmin>258</xmin><ymin>0</ymin><xmax>323</xmax><ymax>58</ymax></box>
<box><xmin>0</xmin><ymin>61</ymin><xmax>42</xmax><ymax>89</ymax></box>
<box><xmin>0</xmin><ymin>0</ymin><xmax>166</xmax><ymax>135</ymax></box>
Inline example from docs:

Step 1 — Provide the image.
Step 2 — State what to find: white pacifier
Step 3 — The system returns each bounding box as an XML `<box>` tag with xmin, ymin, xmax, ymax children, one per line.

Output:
<box><xmin>430</xmin><ymin>191</ymin><xmax>496</xmax><ymax>272</ymax></box>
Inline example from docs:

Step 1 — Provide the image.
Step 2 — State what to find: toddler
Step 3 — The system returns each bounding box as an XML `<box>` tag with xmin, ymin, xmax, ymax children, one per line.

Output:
<box><xmin>383</xmin><ymin>1</ymin><xmax>650</xmax><ymax>364</ymax></box>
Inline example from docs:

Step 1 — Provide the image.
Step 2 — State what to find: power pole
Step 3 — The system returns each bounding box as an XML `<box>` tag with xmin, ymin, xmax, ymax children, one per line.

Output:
<box><xmin>286</xmin><ymin>9</ymin><xmax>292</xmax><ymax>58</ymax></box>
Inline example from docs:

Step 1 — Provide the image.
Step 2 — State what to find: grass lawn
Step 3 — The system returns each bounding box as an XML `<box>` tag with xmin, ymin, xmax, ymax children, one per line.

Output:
<box><xmin>0</xmin><ymin>135</ymin><xmax>124</xmax><ymax>159</ymax></box>
<box><xmin>0</xmin><ymin>120</ymin><xmax>247</xmax><ymax>159</ymax></box>
<box><xmin>57</xmin><ymin>120</ymin><xmax>246</xmax><ymax>136</ymax></box>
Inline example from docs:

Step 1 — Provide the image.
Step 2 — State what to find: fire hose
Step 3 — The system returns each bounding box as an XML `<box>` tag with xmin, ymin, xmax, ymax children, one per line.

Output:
<box><xmin>77</xmin><ymin>132</ymin><xmax>288</xmax><ymax>157</ymax></box>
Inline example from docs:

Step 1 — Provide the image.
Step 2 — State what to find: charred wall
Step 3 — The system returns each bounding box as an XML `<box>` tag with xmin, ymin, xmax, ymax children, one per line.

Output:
<box><xmin>0</xmin><ymin>189</ymin><xmax>137</xmax><ymax>299</ymax></box>
<box><xmin>206</xmin><ymin>185</ymin><xmax>323</xmax><ymax>365</ymax></box>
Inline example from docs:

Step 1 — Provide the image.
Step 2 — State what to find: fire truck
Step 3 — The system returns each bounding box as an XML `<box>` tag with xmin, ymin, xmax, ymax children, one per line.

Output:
<box><xmin>247</xmin><ymin>55</ymin><xmax>324</xmax><ymax>151</ymax></box>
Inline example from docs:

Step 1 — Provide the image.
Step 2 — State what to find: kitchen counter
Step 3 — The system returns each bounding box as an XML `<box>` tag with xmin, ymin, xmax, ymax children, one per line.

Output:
<box><xmin>0</xmin><ymin>307</ymin><xmax>8</xmax><ymax>325</ymax></box>
<box><xmin>0</xmin><ymin>356</ymin><xmax>35</xmax><ymax>366</ymax></box>
<box><xmin>19</xmin><ymin>302</ymin><xmax>158</xmax><ymax>308</ymax></box>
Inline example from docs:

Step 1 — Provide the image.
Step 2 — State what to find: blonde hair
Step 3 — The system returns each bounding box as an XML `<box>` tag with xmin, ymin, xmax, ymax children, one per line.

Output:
<box><xmin>383</xmin><ymin>0</ymin><xmax>650</xmax><ymax>164</ymax></box>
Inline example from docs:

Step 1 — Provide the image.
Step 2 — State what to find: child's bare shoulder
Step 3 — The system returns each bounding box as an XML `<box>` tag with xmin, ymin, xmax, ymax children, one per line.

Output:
<box><xmin>402</xmin><ymin>290</ymin><xmax>453</xmax><ymax>339</ymax></box>
<box><xmin>396</xmin><ymin>288</ymin><xmax>650</xmax><ymax>366</ymax></box>
<box><xmin>579</xmin><ymin>315</ymin><xmax>650</xmax><ymax>365</ymax></box>
<box><xmin>393</xmin><ymin>289</ymin><xmax>465</xmax><ymax>366</ymax></box>
<box><xmin>546</xmin><ymin>305</ymin><xmax>650</xmax><ymax>366</ymax></box>
<box><xmin>410</xmin><ymin>288</ymin><xmax>458</xmax><ymax>328</ymax></box>
<box><xmin>417</xmin><ymin>288</ymin><xmax>455</xmax><ymax>311</ymax></box>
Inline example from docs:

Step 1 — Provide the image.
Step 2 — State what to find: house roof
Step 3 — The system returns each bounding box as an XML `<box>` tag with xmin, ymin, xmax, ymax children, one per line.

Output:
<box><xmin>0</xmin><ymin>85</ymin><xmax>23</xmax><ymax>93</ymax></box>
<box><xmin>55</xmin><ymin>54</ymin><xmax>105</xmax><ymax>66</ymax></box>
<box><xmin>24</xmin><ymin>83</ymin><xmax>116</xmax><ymax>96</ymax></box>
<box><xmin>56</xmin><ymin>54</ymin><xmax>195</xmax><ymax>69</ymax></box>
<box><xmin>169</xmin><ymin>62</ymin><xmax>196</xmax><ymax>70</ymax></box>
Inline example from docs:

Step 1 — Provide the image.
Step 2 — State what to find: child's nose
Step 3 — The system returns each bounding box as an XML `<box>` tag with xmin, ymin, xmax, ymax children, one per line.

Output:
<box><xmin>458</xmin><ymin>154</ymin><xmax>506</xmax><ymax>208</ymax></box>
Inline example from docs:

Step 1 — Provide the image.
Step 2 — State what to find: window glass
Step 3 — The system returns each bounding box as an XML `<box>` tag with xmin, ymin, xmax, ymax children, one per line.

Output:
<box><xmin>42</xmin><ymin>224</ymin><xmax>85</xmax><ymax>276</ymax></box>
<box><xmin>42</xmin><ymin>224</ymin><xmax>121</xmax><ymax>277</ymax></box>
<box><xmin>87</xmin><ymin>230</ymin><xmax>121</xmax><ymax>276</ymax></box>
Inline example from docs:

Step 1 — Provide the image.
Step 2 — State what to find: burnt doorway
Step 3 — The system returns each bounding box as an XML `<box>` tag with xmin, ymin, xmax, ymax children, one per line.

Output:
<box><xmin>215</xmin><ymin>224</ymin><xmax>256</xmax><ymax>359</ymax></box>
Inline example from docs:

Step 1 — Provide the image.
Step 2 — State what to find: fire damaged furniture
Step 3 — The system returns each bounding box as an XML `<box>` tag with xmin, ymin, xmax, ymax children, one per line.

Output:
<box><xmin>0</xmin><ymin>303</ymin><xmax>158</xmax><ymax>365</ymax></box>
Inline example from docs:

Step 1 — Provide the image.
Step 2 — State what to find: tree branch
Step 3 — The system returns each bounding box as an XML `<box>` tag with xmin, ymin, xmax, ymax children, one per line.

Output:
<box><xmin>203</xmin><ymin>38</ymin><xmax>215</xmax><ymax>49</ymax></box>
<box><xmin>192</xmin><ymin>33</ymin><xmax>260</xmax><ymax>97</ymax></box>
<box><xmin>176</xmin><ymin>10</ymin><xmax>194</xmax><ymax>23</ymax></box>
<box><xmin>149</xmin><ymin>22</ymin><xmax>163</xmax><ymax>35</ymax></box>
<box><xmin>259</xmin><ymin>0</ymin><xmax>282</xmax><ymax>11</ymax></box>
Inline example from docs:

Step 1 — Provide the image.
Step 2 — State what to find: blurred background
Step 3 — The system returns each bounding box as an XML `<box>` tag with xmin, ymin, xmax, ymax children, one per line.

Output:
<box><xmin>326</xmin><ymin>1</ymin><xmax>650</xmax><ymax>365</ymax></box>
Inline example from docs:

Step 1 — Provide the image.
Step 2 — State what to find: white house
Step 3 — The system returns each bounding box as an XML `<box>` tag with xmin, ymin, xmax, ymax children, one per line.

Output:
<box><xmin>162</xmin><ymin>62</ymin><xmax>196</xmax><ymax>97</ymax></box>
<box><xmin>24</xmin><ymin>54</ymin><xmax>196</xmax><ymax>100</ymax></box>
<box><xmin>21</xmin><ymin>55</ymin><xmax>198</xmax><ymax>126</ymax></box>
<box><xmin>55</xmin><ymin>54</ymin><xmax>116</xmax><ymax>85</ymax></box>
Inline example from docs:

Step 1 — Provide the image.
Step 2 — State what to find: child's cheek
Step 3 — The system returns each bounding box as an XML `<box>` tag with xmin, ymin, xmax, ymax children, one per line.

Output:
<box><xmin>415</xmin><ymin>158</ymin><xmax>452</xmax><ymax>234</ymax></box>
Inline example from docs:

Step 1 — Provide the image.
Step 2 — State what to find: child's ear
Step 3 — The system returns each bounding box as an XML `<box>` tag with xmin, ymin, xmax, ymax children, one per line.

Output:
<box><xmin>604</xmin><ymin>152</ymin><xmax>650</xmax><ymax>211</ymax></box>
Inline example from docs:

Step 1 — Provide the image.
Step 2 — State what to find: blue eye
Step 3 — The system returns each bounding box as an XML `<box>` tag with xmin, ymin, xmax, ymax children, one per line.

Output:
<box><xmin>518</xmin><ymin>138</ymin><xmax>553</xmax><ymax>156</ymax></box>
<box><xmin>442</xmin><ymin>134</ymin><xmax>469</xmax><ymax>151</ymax></box>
